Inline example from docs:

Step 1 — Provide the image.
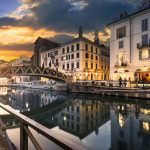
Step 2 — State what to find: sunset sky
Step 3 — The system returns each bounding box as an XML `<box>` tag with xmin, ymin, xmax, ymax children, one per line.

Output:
<box><xmin>0</xmin><ymin>0</ymin><xmax>138</xmax><ymax>60</ymax></box>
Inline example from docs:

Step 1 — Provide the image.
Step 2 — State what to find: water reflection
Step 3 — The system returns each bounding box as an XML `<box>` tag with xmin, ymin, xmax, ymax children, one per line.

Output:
<box><xmin>110</xmin><ymin>102</ymin><xmax>150</xmax><ymax>150</ymax></box>
<box><xmin>0</xmin><ymin>87</ymin><xmax>150</xmax><ymax>150</ymax></box>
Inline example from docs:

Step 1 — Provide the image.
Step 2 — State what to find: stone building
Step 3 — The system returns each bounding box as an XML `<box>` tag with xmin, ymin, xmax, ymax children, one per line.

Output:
<box><xmin>108</xmin><ymin>0</ymin><xmax>150</xmax><ymax>81</ymax></box>
<box><xmin>39</xmin><ymin>27</ymin><xmax>109</xmax><ymax>81</ymax></box>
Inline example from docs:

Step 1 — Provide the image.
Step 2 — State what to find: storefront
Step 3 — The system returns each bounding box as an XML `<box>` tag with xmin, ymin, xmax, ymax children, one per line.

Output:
<box><xmin>135</xmin><ymin>67</ymin><xmax>150</xmax><ymax>82</ymax></box>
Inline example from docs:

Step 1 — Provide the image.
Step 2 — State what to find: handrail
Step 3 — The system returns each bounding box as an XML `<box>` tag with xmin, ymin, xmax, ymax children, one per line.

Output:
<box><xmin>0</xmin><ymin>103</ymin><xmax>87</xmax><ymax>150</ymax></box>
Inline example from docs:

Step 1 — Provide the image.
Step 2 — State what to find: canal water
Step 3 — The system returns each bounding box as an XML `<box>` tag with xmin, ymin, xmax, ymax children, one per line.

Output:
<box><xmin>0</xmin><ymin>86</ymin><xmax>150</xmax><ymax>150</ymax></box>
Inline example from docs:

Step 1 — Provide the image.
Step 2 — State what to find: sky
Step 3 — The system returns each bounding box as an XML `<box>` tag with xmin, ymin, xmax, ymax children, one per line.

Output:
<box><xmin>0</xmin><ymin>0</ymin><xmax>139</xmax><ymax>60</ymax></box>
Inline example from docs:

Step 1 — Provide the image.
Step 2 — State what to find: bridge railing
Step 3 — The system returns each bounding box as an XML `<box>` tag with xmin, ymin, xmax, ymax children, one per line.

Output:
<box><xmin>0</xmin><ymin>103</ymin><xmax>86</xmax><ymax>150</ymax></box>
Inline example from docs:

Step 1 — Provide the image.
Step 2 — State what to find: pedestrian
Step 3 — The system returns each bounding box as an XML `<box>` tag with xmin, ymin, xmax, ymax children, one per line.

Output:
<box><xmin>123</xmin><ymin>78</ymin><xmax>127</xmax><ymax>87</ymax></box>
<box><xmin>128</xmin><ymin>77</ymin><xmax>131</xmax><ymax>88</ymax></box>
<box><xmin>119</xmin><ymin>77</ymin><xmax>122</xmax><ymax>87</ymax></box>
<box><xmin>134</xmin><ymin>75</ymin><xmax>139</xmax><ymax>88</ymax></box>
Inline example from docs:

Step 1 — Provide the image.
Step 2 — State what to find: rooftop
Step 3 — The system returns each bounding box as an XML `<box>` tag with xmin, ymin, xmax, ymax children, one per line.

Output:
<box><xmin>107</xmin><ymin>6</ymin><xmax>150</xmax><ymax>27</ymax></box>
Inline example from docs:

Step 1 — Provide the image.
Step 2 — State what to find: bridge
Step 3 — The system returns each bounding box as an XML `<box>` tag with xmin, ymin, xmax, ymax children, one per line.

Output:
<box><xmin>0</xmin><ymin>66</ymin><xmax>70</xmax><ymax>83</ymax></box>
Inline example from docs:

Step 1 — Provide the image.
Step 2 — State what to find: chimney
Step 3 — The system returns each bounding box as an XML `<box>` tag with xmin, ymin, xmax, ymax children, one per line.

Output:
<box><xmin>94</xmin><ymin>29</ymin><xmax>99</xmax><ymax>45</ymax></box>
<box><xmin>79</xmin><ymin>26</ymin><xmax>83</xmax><ymax>38</ymax></box>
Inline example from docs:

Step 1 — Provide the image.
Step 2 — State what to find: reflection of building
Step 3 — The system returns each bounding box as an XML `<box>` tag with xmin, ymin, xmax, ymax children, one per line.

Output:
<box><xmin>53</xmin><ymin>100</ymin><xmax>110</xmax><ymax>139</ymax></box>
<box><xmin>0</xmin><ymin>78</ymin><xmax>7</xmax><ymax>85</ymax></box>
<box><xmin>8</xmin><ymin>89</ymin><xmax>41</xmax><ymax>111</ymax></box>
<box><xmin>110</xmin><ymin>103</ymin><xmax>150</xmax><ymax>150</ymax></box>
<box><xmin>0</xmin><ymin>87</ymin><xmax>7</xmax><ymax>95</ymax></box>
<box><xmin>108</xmin><ymin>1</ymin><xmax>150</xmax><ymax>81</ymax></box>
<box><xmin>40</xmin><ymin>27</ymin><xmax>109</xmax><ymax>81</ymax></box>
<box><xmin>40</xmin><ymin>93</ymin><xmax>57</xmax><ymax>106</ymax></box>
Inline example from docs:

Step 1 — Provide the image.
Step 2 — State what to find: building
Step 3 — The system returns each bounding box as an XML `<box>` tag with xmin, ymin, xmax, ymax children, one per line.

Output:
<box><xmin>32</xmin><ymin>37</ymin><xmax>60</xmax><ymax>67</ymax></box>
<box><xmin>108</xmin><ymin>0</ymin><xmax>150</xmax><ymax>81</ymax></box>
<box><xmin>40</xmin><ymin>27</ymin><xmax>109</xmax><ymax>81</ymax></box>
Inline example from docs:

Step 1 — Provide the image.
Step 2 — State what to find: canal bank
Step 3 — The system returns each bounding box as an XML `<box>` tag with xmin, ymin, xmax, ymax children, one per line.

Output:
<box><xmin>71</xmin><ymin>85</ymin><xmax>150</xmax><ymax>99</ymax></box>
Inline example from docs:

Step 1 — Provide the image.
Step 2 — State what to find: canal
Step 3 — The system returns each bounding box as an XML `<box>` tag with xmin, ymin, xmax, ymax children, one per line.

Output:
<box><xmin>0</xmin><ymin>86</ymin><xmax>150</xmax><ymax>150</ymax></box>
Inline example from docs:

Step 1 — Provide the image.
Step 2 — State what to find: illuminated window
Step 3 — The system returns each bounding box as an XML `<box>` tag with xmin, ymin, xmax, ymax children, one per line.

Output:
<box><xmin>140</xmin><ymin>49</ymin><xmax>149</xmax><ymax>60</ymax></box>
<box><xmin>143</xmin><ymin>122</ymin><xmax>149</xmax><ymax>132</ymax></box>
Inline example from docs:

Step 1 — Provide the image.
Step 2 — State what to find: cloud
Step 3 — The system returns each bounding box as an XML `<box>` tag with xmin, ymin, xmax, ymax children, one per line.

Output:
<box><xmin>0</xmin><ymin>0</ymin><xmax>135</xmax><ymax>33</ymax></box>
<box><xmin>0</xmin><ymin>42</ymin><xmax>33</xmax><ymax>51</ymax></box>
<box><xmin>30</xmin><ymin>0</ymin><xmax>135</xmax><ymax>32</ymax></box>
<box><xmin>49</xmin><ymin>34</ymin><xmax>75</xmax><ymax>43</ymax></box>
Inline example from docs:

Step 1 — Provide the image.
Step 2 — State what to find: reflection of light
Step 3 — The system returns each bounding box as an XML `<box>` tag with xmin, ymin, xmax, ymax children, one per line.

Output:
<box><xmin>63</xmin><ymin>116</ymin><xmax>66</xmax><ymax>121</ymax></box>
<box><xmin>26</xmin><ymin>102</ymin><xmax>29</xmax><ymax>108</ymax></box>
<box><xmin>143</xmin><ymin>122</ymin><xmax>149</xmax><ymax>132</ymax></box>
<box><xmin>119</xmin><ymin>114</ymin><xmax>125</xmax><ymax>128</ymax></box>
<box><xmin>12</xmin><ymin>89</ymin><xmax>15</xmax><ymax>93</ymax></box>
<box><xmin>140</xmin><ymin>109</ymin><xmax>150</xmax><ymax>115</ymax></box>
<box><xmin>9</xmin><ymin>97</ymin><xmax>11</xmax><ymax>101</ymax></box>
<box><xmin>28</xmin><ymin>108</ymin><xmax>30</xmax><ymax>111</ymax></box>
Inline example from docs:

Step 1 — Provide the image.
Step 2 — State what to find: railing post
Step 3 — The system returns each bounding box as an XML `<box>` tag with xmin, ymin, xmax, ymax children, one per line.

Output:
<box><xmin>20</xmin><ymin>122</ymin><xmax>28</xmax><ymax>150</ymax></box>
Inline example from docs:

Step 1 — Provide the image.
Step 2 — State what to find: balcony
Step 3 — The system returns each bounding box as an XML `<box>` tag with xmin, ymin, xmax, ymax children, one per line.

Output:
<box><xmin>114</xmin><ymin>62</ymin><xmax>127</xmax><ymax>68</ymax></box>
<box><xmin>137</xmin><ymin>42</ymin><xmax>150</xmax><ymax>50</ymax></box>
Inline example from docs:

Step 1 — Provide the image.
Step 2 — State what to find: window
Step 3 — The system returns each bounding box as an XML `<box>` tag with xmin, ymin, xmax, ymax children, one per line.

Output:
<box><xmin>62</xmin><ymin>64</ymin><xmax>65</xmax><ymax>69</ymax></box>
<box><xmin>96</xmin><ymin>48</ymin><xmax>98</xmax><ymax>54</ymax></box>
<box><xmin>67</xmin><ymin>63</ymin><xmax>69</xmax><ymax>70</ymax></box>
<box><xmin>139</xmin><ymin>49</ymin><xmax>150</xmax><ymax>60</ymax></box>
<box><xmin>142</xmin><ymin>34</ymin><xmax>148</xmax><ymax>46</ymax></box>
<box><xmin>71</xmin><ymin>63</ymin><xmax>74</xmax><ymax>69</ymax></box>
<box><xmin>76</xmin><ymin>43</ymin><xmax>80</xmax><ymax>50</ymax></box>
<box><xmin>91</xmin><ymin>63</ymin><xmax>93</xmax><ymax>69</ymax></box>
<box><xmin>91</xmin><ymin>46</ymin><xmax>93</xmax><ymax>52</ymax></box>
<box><xmin>56</xmin><ymin>59</ymin><xmax>58</xmax><ymax>64</ymax></box>
<box><xmin>86</xmin><ymin>53</ymin><xmax>89</xmax><ymax>59</ymax></box>
<box><xmin>76</xmin><ymin>53</ymin><xmax>79</xmax><ymax>58</ymax></box>
<box><xmin>71</xmin><ymin>45</ymin><xmax>74</xmax><ymax>52</ymax></box>
<box><xmin>119</xmin><ymin>41</ymin><xmax>124</xmax><ymax>48</ymax></box>
<box><xmin>67</xmin><ymin>46</ymin><xmax>69</xmax><ymax>53</ymax></box>
<box><xmin>77</xmin><ymin>106</ymin><xmax>80</xmax><ymax>113</ymax></box>
<box><xmin>77</xmin><ymin>62</ymin><xmax>79</xmax><ymax>68</ymax></box>
<box><xmin>48</xmin><ymin>53</ymin><xmax>50</xmax><ymax>57</ymax></box>
<box><xmin>71</xmin><ymin>54</ymin><xmax>74</xmax><ymax>59</ymax></box>
<box><xmin>91</xmin><ymin>54</ymin><xmax>93</xmax><ymax>60</ymax></box>
<box><xmin>86</xmin><ymin>44</ymin><xmax>88</xmax><ymax>51</ymax></box>
<box><xmin>142</xmin><ymin>18</ymin><xmax>148</xmax><ymax>32</ymax></box>
<box><xmin>116</xmin><ymin>26</ymin><xmax>126</xmax><ymax>39</ymax></box>
<box><xmin>96</xmin><ymin>56</ymin><xmax>98</xmax><ymax>60</ymax></box>
<box><xmin>55</xmin><ymin>51</ymin><xmax>58</xmax><ymax>55</ymax></box>
<box><xmin>96</xmin><ymin>64</ymin><xmax>98</xmax><ymax>69</ymax></box>
<box><xmin>62</xmin><ymin>48</ymin><xmax>65</xmax><ymax>54</ymax></box>
<box><xmin>85</xmin><ymin>62</ymin><xmax>88</xmax><ymax>68</ymax></box>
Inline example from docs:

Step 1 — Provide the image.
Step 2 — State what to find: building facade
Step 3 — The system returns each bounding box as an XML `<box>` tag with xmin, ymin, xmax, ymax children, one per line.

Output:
<box><xmin>40</xmin><ymin>28</ymin><xmax>109</xmax><ymax>81</ymax></box>
<box><xmin>108</xmin><ymin>1</ymin><xmax>150</xmax><ymax>81</ymax></box>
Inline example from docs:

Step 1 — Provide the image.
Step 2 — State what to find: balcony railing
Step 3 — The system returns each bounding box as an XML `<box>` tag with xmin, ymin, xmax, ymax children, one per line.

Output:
<box><xmin>137</xmin><ymin>42</ymin><xmax>150</xmax><ymax>49</ymax></box>
<box><xmin>114</xmin><ymin>62</ymin><xmax>127</xmax><ymax>68</ymax></box>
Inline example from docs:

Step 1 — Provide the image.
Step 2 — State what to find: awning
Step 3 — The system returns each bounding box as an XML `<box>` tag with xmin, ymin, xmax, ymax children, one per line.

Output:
<box><xmin>114</xmin><ymin>71</ymin><xmax>118</xmax><ymax>73</ymax></box>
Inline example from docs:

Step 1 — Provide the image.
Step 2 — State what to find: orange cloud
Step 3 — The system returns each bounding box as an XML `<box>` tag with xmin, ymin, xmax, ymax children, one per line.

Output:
<box><xmin>0</xmin><ymin>50</ymin><xmax>33</xmax><ymax>61</ymax></box>
<box><xmin>0</xmin><ymin>26</ymin><xmax>57</xmax><ymax>45</ymax></box>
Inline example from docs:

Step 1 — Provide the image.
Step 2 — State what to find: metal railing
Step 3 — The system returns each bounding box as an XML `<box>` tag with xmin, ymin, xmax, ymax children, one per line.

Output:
<box><xmin>0</xmin><ymin>103</ymin><xmax>86</xmax><ymax>150</ymax></box>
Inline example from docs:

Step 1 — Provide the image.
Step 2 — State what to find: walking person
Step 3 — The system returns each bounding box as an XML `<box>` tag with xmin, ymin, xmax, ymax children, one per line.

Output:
<box><xmin>135</xmin><ymin>75</ymin><xmax>139</xmax><ymax>88</ymax></box>
<box><xmin>128</xmin><ymin>77</ymin><xmax>131</xmax><ymax>89</ymax></box>
<box><xmin>119</xmin><ymin>77</ymin><xmax>122</xmax><ymax>87</ymax></box>
<box><xmin>123</xmin><ymin>78</ymin><xmax>127</xmax><ymax>87</ymax></box>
